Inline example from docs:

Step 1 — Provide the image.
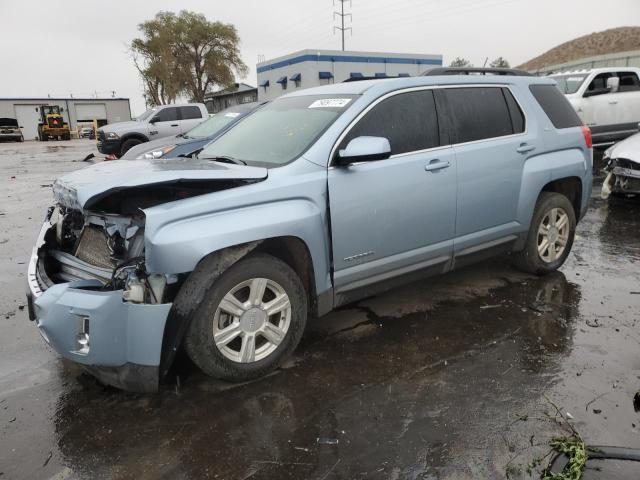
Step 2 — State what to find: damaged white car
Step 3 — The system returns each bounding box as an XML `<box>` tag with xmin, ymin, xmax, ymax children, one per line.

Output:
<box><xmin>602</xmin><ymin>132</ymin><xmax>640</xmax><ymax>199</ymax></box>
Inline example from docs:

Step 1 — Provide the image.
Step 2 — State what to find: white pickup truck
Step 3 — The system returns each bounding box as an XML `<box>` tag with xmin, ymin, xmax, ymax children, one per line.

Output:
<box><xmin>97</xmin><ymin>103</ymin><xmax>208</xmax><ymax>158</ymax></box>
<box><xmin>549</xmin><ymin>67</ymin><xmax>640</xmax><ymax>147</ymax></box>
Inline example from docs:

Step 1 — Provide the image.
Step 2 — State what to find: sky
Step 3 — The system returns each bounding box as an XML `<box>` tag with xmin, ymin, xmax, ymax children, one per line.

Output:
<box><xmin>1</xmin><ymin>0</ymin><xmax>639</xmax><ymax>116</ymax></box>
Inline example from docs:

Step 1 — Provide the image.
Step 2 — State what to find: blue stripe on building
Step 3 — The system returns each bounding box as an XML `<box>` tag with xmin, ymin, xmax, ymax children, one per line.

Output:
<box><xmin>257</xmin><ymin>54</ymin><xmax>442</xmax><ymax>74</ymax></box>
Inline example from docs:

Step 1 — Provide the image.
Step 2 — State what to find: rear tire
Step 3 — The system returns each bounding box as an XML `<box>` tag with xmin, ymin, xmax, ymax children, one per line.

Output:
<box><xmin>184</xmin><ymin>253</ymin><xmax>307</xmax><ymax>382</ymax></box>
<box><xmin>513</xmin><ymin>192</ymin><xmax>576</xmax><ymax>275</ymax></box>
<box><xmin>120</xmin><ymin>138</ymin><xmax>142</xmax><ymax>156</ymax></box>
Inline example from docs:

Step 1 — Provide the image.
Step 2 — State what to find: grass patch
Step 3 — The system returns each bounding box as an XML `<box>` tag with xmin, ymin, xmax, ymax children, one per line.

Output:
<box><xmin>541</xmin><ymin>436</ymin><xmax>587</xmax><ymax>480</ymax></box>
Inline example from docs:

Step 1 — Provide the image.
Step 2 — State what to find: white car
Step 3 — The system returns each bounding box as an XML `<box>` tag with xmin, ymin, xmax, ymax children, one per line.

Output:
<box><xmin>97</xmin><ymin>103</ymin><xmax>208</xmax><ymax>158</ymax></box>
<box><xmin>601</xmin><ymin>131</ymin><xmax>640</xmax><ymax>200</ymax></box>
<box><xmin>549</xmin><ymin>67</ymin><xmax>640</xmax><ymax>147</ymax></box>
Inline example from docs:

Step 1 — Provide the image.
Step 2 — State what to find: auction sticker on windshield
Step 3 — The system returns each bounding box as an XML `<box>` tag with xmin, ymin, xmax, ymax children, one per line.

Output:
<box><xmin>308</xmin><ymin>98</ymin><xmax>352</xmax><ymax>109</ymax></box>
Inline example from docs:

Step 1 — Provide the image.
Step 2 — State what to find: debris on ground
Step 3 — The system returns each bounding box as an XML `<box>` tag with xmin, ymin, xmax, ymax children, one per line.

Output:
<box><xmin>529</xmin><ymin>302</ymin><xmax>554</xmax><ymax>314</ymax></box>
<box><xmin>316</xmin><ymin>437</ymin><xmax>339</xmax><ymax>445</ymax></box>
<box><xmin>585</xmin><ymin>318</ymin><xmax>600</xmax><ymax>328</ymax></box>
<box><xmin>634</xmin><ymin>392</ymin><xmax>640</xmax><ymax>413</ymax></box>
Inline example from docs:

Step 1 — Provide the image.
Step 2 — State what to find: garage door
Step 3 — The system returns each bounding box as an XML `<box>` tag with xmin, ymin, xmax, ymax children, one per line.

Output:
<box><xmin>75</xmin><ymin>103</ymin><xmax>107</xmax><ymax>122</ymax></box>
<box><xmin>14</xmin><ymin>105</ymin><xmax>41</xmax><ymax>140</ymax></box>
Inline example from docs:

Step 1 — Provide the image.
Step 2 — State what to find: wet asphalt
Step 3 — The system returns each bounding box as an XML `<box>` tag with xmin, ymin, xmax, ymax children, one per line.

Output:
<box><xmin>0</xmin><ymin>141</ymin><xmax>639</xmax><ymax>480</ymax></box>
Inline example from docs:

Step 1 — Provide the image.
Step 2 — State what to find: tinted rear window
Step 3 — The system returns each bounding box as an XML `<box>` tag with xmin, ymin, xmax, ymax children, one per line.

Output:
<box><xmin>340</xmin><ymin>90</ymin><xmax>440</xmax><ymax>155</ymax></box>
<box><xmin>444</xmin><ymin>87</ymin><xmax>514</xmax><ymax>143</ymax></box>
<box><xmin>529</xmin><ymin>84</ymin><xmax>582</xmax><ymax>129</ymax></box>
<box><xmin>180</xmin><ymin>106</ymin><xmax>203</xmax><ymax>120</ymax></box>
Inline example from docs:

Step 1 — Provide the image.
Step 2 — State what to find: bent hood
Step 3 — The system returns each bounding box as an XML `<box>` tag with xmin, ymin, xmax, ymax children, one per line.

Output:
<box><xmin>52</xmin><ymin>157</ymin><xmax>268</xmax><ymax>210</ymax></box>
<box><xmin>605</xmin><ymin>131</ymin><xmax>640</xmax><ymax>163</ymax></box>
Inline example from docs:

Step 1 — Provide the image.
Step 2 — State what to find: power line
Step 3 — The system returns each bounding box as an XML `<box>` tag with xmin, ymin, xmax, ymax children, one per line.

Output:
<box><xmin>333</xmin><ymin>0</ymin><xmax>352</xmax><ymax>51</ymax></box>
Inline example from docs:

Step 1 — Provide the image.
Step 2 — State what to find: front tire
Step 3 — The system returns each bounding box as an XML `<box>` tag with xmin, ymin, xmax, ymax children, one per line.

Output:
<box><xmin>513</xmin><ymin>192</ymin><xmax>576</xmax><ymax>275</ymax></box>
<box><xmin>184</xmin><ymin>253</ymin><xmax>307</xmax><ymax>382</ymax></box>
<box><xmin>120</xmin><ymin>138</ymin><xmax>142</xmax><ymax>156</ymax></box>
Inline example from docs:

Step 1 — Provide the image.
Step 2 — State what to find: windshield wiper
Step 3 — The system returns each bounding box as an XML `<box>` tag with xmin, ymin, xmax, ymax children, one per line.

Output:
<box><xmin>201</xmin><ymin>155</ymin><xmax>247</xmax><ymax>165</ymax></box>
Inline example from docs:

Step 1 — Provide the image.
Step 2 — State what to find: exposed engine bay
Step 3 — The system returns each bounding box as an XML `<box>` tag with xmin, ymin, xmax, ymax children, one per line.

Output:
<box><xmin>36</xmin><ymin>205</ymin><xmax>170</xmax><ymax>304</ymax></box>
<box><xmin>38</xmin><ymin>179</ymin><xmax>252</xmax><ymax>305</ymax></box>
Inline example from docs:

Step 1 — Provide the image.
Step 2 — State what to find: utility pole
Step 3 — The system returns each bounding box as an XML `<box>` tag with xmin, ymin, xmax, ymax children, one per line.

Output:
<box><xmin>333</xmin><ymin>0</ymin><xmax>352</xmax><ymax>51</ymax></box>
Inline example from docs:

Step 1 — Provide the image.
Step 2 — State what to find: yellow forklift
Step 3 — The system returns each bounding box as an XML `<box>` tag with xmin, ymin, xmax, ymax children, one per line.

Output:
<box><xmin>37</xmin><ymin>105</ymin><xmax>71</xmax><ymax>141</ymax></box>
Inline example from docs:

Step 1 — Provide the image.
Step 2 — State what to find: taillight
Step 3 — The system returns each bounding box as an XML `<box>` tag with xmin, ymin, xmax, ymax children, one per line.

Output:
<box><xmin>582</xmin><ymin>125</ymin><xmax>592</xmax><ymax>149</ymax></box>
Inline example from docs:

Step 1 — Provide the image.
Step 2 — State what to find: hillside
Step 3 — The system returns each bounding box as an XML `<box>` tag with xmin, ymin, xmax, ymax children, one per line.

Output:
<box><xmin>518</xmin><ymin>26</ymin><xmax>640</xmax><ymax>71</ymax></box>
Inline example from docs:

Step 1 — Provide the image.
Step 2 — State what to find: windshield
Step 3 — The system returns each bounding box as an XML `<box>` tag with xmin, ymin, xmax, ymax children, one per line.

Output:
<box><xmin>550</xmin><ymin>74</ymin><xmax>587</xmax><ymax>94</ymax></box>
<box><xmin>136</xmin><ymin>108</ymin><xmax>158</xmax><ymax>122</ymax></box>
<box><xmin>185</xmin><ymin>109</ymin><xmax>247</xmax><ymax>139</ymax></box>
<box><xmin>199</xmin><ymin>95</ymin><xmax>356</xmax><ymax>166</ymax></box>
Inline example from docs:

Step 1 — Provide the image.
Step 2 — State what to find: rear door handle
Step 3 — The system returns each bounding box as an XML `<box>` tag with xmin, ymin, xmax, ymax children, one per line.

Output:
<box><xmin>171</xmin><ymin>124</ymin><xmax>179</xmax><ymax>127</ymax></box>
<box><xmin>516</xmin><ymin>143</ymin><xmax>536</xmax><ymax>154</ymax></box>
<box><xmin>424</xmin><ymin>159</ymin><xmax>451</xmax><ymax>172</ymax></box>
<box><xmin>609</xmin><ymin>101</ymin><xmax>618</xmax><ymax>105</ymax></box>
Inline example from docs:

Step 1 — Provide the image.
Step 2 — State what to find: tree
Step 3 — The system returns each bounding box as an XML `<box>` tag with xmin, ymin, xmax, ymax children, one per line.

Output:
<box><xmin>131</xmin><ymin>11</ymin><xmax>248</xmax><ymax>105</ymax></box>
<box><xmin>449</xmin><ymin>57</ymin><xmax>472</xmax><ymax>67</ymax></box>
<box><xmin>489</xmin><ymin>57</ymin><xmax>511</xmax><ymax>68</ymax></box>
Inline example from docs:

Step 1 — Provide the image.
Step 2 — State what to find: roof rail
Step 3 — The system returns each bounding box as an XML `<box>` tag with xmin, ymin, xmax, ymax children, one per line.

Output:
<box><xmin>342</xmin><ymin>76</ymin><xmax>392</xmax><ymax>83</ymax></box>
<box><xmin>423</xmin><ymin>67</ymin><xmax>532</xmax><ymax>77</ymax></box>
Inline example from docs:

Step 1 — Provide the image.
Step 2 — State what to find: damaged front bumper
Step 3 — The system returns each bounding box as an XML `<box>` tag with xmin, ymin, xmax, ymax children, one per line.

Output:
<box><xmin>27</xmin><ymin>211</ymin><xmax>172</xmax><ymax>393</ymax></box>
<box><xmin>602</xmin><ymin>162</ymin><xmax>640</xmax><ymax>199</ymax></box>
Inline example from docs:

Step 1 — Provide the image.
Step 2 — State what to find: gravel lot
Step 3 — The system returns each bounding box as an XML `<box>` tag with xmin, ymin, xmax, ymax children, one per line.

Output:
<box><xmin>1</xmin><ymin>140</ymin><xmax>639</xmax><ymax>479</ymax></box>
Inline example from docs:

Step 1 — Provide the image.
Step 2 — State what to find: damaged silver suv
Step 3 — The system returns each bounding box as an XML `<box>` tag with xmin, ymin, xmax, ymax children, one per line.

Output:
<box><xmin>27</xmin><ymin>72</ymin><xmax>593</xmax><ymax>392</ymax></box>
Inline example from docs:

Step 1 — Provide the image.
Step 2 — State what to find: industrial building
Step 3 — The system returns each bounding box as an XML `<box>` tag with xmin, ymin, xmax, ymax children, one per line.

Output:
<box><xmin>0</xmin><ymin>97</ymin><xmax>131</xmax><ymax>140</ymax></box>
<box><xmin>256</xmin><ymin>49</ymin><xmax>443</xmax><ymax>101</ymax></box>
<box><xmin>204</xmin><ymin>83</ymin><xmax>258</xmax><ymax>113</ymax></box>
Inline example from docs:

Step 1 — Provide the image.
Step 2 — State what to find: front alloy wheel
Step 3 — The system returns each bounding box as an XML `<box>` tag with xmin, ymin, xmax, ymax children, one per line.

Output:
<box><xmin>184</xmin><ymin>253</ymin><xmax>307</xmax><ymax>382</ymax></box>
<box><xmin>213</xmin><ymin>278</ymin><xmax>292</xmax><ymax>363</ymax></box>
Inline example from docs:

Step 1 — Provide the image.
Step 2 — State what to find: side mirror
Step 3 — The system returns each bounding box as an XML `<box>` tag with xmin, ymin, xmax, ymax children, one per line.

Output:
<box><xmin>606</xmin><ymin>76</ymin><xmax>620</xmax><ymax>93</ymax></box>
<box><xmin>149</xmin><ymin>116</ymin><xmax>159</xmax><ymax>124</ymax></box>
<box><xmin>60</xmin><ymin>107</ymin><xmax>64</xmax><ymax>112</ymax></box>
<box><xmin>335</xmin><ymin>136</ymin><xmax>391</xmax><ymax>165</ymax></box>
<box><xmin>19</xmin><ymin>126</ymin><xmax>24</xmax><ymax>129</ymax></box>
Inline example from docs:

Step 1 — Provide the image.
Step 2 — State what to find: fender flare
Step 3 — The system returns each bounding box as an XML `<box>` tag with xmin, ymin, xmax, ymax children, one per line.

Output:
<box><xmin>159</xmin><ymin>242</ymin><xmax>259</xmax><ymax>379</ymax></box>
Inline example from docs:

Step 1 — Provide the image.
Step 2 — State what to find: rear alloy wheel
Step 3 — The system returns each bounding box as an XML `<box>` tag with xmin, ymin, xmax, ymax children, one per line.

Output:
<box><xmin>185</xmin><ymin>253</ymin><xmax>307</xmax><ymax>381</ymax></box>
<box><xmin>537</xmin><ymin>208</ymin><xmax>570</xmax><ymax>263</ymax></box>
<box><xmin>513</xmin><ymin>192</ymin><xmax>576</xmax><ymax>275</ymax></box>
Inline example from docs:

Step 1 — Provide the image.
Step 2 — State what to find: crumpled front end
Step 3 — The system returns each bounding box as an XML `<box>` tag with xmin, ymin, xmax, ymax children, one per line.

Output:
<box><xmin>27</xmin><ymin>205</ymin><xmax>173</xmax><ymax>393</ymax></box>
<box><xmin>601</xmin><ymin>157</ymin><xmax>640</xmax><ymax>200</ymax></box>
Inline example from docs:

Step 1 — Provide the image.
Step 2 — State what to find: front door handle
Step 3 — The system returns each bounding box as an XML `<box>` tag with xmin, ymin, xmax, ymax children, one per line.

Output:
<box><xmin>424</xmin><ymin>159</ymin><xmax>451</xmax><ymax>172</ymax></box>
<box><xmin>171</xmin><ymin>124</ymin><xmax>179</xmax><ymax>127</ymax></box>
<box><xmin>609</xmin><ymin>100</ymin><xmax>618</xmax><ymax>105</ymax></box>
<box><xmin>516</xmin><ymin>143</ymin><xmax>536</xmax><ymax>154</ymax></box>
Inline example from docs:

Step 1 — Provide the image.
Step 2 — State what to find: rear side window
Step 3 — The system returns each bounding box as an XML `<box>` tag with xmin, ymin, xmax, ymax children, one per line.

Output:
<box><xmin>503</xmin><ymin>88</ymin><xmax>525</xmax><ymax>134</ymax></box>
<box><xmin>154</xmin><ymin>107</ymin><xmax>178</xmax><ymax>122</ymax></box>
<box><xmin>341</xmin><ymin>90</ymin><xmax>440</xmax><ymax>155</ymax></box>
<box><xmin>617</xmin><ymin>71</ymin><xmax>640</xmax><ymax>92</ymax></box>
<box><xmin>444</xmin><ymin>87</ymin><xmax>514</xmax><ymax>143</ymax></box>
<box><xmin>529</xmin><ymin>84</ymin><xmax>582</xmax><ymax>129</ymax></box>
<box><xmin>180</xmin><ymin>106</ymin><xmax>203</xmax><ymax>120</ymax></box>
